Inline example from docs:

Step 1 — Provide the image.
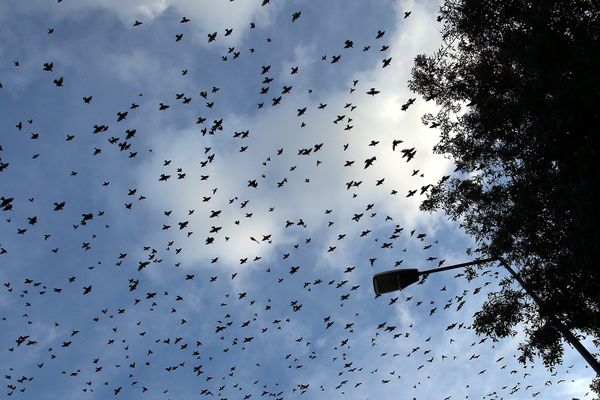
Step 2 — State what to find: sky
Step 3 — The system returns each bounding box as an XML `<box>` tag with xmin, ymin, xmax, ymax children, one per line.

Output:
<box><xmin>0</xmin><ymin>0</ymin><xmax>596</xmax><ymax>399</ymax></box>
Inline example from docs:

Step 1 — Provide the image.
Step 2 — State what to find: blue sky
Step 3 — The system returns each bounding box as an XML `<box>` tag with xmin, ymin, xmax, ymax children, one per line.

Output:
<box><xmin>0</xmin><ymin>0</ymin><xmax>596</xmax><ymax>399</ymax></box>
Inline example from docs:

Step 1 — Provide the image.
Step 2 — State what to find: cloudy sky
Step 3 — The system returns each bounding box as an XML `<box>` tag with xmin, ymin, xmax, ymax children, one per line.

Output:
<box><xmin>0</xmin><ymin>0</ymin><xmax>595</xmax><ymax>399</ymax></box>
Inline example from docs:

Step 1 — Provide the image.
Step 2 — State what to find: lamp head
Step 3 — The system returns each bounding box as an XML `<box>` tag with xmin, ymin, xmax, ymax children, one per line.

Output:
<box><xmin>373</xmin><ymin>269</ymin><xmax>419</xmax><ymax>295</ymax></box>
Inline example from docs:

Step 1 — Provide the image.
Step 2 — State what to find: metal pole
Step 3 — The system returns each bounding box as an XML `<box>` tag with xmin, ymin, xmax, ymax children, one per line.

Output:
<box><xmin>419</xmin><ymin>257</ymin><xmax>499</xmax><ymax>276</ymax></box>
<box><xmin>498</xmin><ymin>259</ymin><xmax>600</xmax><ymax>375</ymax></box>
<box><xmin>418</xmin><ymin>256</ymin><xmax>600</xmax><ymax>374</ymax></box>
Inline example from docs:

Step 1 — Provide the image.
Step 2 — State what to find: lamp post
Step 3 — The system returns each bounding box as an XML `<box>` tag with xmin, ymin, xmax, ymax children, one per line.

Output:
<box><xmin>372</xmin><ymin>257</ymin><xmax>600</xmax><ymax>375</ymax></box>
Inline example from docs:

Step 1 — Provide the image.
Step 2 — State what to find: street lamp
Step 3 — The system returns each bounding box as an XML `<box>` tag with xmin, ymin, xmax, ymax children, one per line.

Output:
<box><xmin>372</xmin><ymin>269</ymin><xmax>420</xmax><ymax>294</ymax></box>
<box><xmin>373</xmin><ymin>257</ymin><xmax>498</xmax><ymax>295</ymax></box>
<box><xmin>372</xmin><ymin>257</ymin><xmax>600</xmax><ymax>375</ymax></box>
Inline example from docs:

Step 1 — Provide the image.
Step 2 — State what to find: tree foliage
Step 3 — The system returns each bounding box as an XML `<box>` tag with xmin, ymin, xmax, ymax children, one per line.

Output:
<box><xmin>408</xmin><ymin>0</ymin><xmax>599</xmax><ymax>385</ymax></box>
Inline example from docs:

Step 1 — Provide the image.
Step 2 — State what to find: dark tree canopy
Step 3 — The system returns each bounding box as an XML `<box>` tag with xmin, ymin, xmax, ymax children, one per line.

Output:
<box><xmin>409</xmin><ymin>0</ymin><xmax>599</xmax><ymax>390</ymax></box>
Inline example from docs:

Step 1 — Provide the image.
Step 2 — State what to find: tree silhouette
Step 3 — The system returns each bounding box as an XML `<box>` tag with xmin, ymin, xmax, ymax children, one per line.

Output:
<box><xmin>409</xmin><ymin>0</ymin><xmax>599</xmax><ymax>392</ymax></box>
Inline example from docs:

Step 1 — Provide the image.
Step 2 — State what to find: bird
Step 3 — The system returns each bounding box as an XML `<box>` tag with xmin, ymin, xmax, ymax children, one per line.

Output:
<box><xmin>401</xmin><ymin>98</ymin><xmax>416</xmax><ymax>111</ymax></box>
<box><xmin>364</xmin><ymin>156</ymin><xmax>376</xmax><ymax>169</ymax></box>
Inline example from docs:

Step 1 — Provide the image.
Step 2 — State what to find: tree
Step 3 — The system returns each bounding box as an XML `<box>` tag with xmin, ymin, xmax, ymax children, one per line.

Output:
<box><xmin>408</xmin><ymin>0</ymin><xmax>600</xmax><ymax>393</ymax></box>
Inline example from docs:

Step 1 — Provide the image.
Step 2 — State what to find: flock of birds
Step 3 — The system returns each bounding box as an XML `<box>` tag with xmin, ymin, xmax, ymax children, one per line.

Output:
<box><xmin>0</xmin><ymin>1</ymin><xmax>591</xmax><ymax>399</ymax></box>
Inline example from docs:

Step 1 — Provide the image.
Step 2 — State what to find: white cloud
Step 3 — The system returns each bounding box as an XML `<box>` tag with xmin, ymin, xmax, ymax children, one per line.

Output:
<box><xmin>129</xmin><ymin>0</ymin><xmax>453</xmax><ymax>274</ymax></box>
<box><xmin>559</xmin><ymin>377</ymin><xmax>596</xmax><ymax>398</ymax></box>
<box><xmin>10</xmin><ymin>0</ymin><xmax>280</xmax><ymax>47</ymax></box>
